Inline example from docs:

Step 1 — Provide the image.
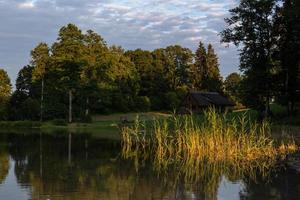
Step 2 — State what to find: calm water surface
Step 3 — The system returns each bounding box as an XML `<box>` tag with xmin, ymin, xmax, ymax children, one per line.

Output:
<box><xmin>0</xmin><ymin>132</ymin><xmax>300</xmax><ymax>200</ymax></box>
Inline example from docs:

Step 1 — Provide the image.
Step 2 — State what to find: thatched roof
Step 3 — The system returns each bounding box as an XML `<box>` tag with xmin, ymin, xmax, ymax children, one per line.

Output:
<box><xmin>187</xmin><ymin>92</ymin><xmax>235</xmax><ymax>107</ymax></box>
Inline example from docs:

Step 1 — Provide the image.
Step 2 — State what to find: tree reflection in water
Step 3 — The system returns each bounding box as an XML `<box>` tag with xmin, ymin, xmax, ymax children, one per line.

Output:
<box><xmin>0</xmin><ymin>132</ymin><xmax>299</xmax><ymax>200</ymax></box>
<box><xmin>0</xmin><ymin>152</ymin><xmax>9</xmax><ymax>184</ymax></box>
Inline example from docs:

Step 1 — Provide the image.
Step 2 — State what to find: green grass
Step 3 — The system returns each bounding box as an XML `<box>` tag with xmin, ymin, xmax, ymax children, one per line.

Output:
<box><xmin>0</xmin><ymin>109</ymin><xmax>298</xmax><ymax>139</ymax></box>
<box><xmin>0</xmin><ymin>112</ymin><xmax>172</xmax><ymax>139</ymax></box>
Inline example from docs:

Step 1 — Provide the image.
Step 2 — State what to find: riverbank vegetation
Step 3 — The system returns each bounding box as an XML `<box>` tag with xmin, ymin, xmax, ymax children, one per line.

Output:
<box><xmin>121</xmin><ymin>109</ymin><xmax>298</xmax><ymax>172</ymax></box>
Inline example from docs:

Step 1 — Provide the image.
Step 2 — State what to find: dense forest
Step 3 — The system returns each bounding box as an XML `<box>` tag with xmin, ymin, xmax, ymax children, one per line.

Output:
<box><xmin>0</xmin><ymin>0</ymin><xmax>299</xmax><ymax>122</ymax></box>
<box><xmin>0</xmin><ymin>25</ymin><xmax>224</xmax><ymax>122</ymax></box>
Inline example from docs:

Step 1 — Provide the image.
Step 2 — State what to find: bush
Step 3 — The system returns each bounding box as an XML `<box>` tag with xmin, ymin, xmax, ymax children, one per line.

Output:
<box><xmin>150</xmin><ymin>96</ymin><xmax>164</xmax><ymax>110</ymax></box>
<box><xmin>0</xmin><ymin>121</ymin><xmax>41</xmax><ymax>128</ymax></box>
<box><xmin>80</xmin><ymin>114</ymin><xmax>92</xmax><ymax>123</ymax></box>
<box><xmin>20</xmin><ymin>98</ymin><xmax>40</xmax><ymax>120</ymax></box>
<box><xmin>51</xmin><ymin>119</ymin><xmax>68</xmax><ymax>126</ymax></box>
<box><xmin>112</xmin><ymin>92</ymin><xmax>130</xmax><ymax>112</ymax></box>
<box><xmin>270</xmin><ymin>103</ymin><xmax>288</xmax><ymax>118</ymax></box>
<box><xmin>0</xmin><ymin>102</ymin><xmax>8</xmax><ymax>120</ymax></box>
<box><xmin>164</xmin><ymin>92</ymin><xmax>180</xmax><ymax>110</ymax></box>
<box><xmin>135</xmin><ymin>96</ymin><xmax>151</xmax><ymax>112</ymax></box>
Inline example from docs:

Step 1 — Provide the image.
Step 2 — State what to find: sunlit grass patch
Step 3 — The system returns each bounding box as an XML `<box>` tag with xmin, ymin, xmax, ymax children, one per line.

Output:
<box><xmin>121</xmin><ymin>108</ymin><xmax>297</xmax><ymax>171</ymax></box>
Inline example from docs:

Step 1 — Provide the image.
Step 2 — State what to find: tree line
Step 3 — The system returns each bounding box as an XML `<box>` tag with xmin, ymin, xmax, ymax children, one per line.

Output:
<box><xmin>0</xmin><ymin>24</ymin><xmax>224</xmax><ymax>122</ymax></box>
<box><xmin>0</xmin><ymin>0</ymin><xmax>299</xmax><ymax>122</ymax></box>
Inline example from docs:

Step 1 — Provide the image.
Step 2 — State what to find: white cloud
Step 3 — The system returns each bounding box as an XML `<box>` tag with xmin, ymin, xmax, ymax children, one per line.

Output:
<box><xmin>0</xmin><ymin>0</ymin><xmax>240</xmax><ymax>84</ymax></box>
<box><xmin>18</xmin><ymin>1</ymin><xmax>35</xmax><ymax>9</ymax></box>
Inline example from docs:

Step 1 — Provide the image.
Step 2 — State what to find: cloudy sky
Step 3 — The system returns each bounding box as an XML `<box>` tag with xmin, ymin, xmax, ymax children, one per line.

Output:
<box><xmin>0</xmin><ymin>0</ymin><xmax>239</xmax><ymax>84</ymax></box>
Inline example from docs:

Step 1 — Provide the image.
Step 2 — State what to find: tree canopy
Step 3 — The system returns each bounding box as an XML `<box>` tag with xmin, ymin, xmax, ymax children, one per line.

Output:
<box><xmin>221</xmin><ymin>0</ymin><xmax>280</xmax><ymax>111</ymax></box>
<box><xmin>5</xmin><ymin>23</ymin><xmax>224</xmax><ymax>120</ymax></box>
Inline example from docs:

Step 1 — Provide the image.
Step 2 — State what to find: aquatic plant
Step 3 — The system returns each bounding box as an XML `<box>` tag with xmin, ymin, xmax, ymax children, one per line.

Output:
<box><xmin>121</xmin><ymin>108</ymin><xmax>297</xmax><ymax>170</ymax></box>
<box><xmin>120</xmin><ymin>108</ymin><xmax>298</xmax><ymax>199</ymax></box>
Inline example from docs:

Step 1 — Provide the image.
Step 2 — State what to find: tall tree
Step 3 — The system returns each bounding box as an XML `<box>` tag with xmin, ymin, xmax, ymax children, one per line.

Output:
<box><xmin>9</xmin><ymin>65</ymin><xmax>40</xmax><ymax>120</ymax></box>
<box><xmin>51</xmin><ymin>24</ymin><xmax>85</xmax><ymax>122</ymax></box>
<box><xmin>164</xmin><ymin>45</ymin><xmax>193</xmax><ymax>91</ymax></box>
<box><xmin>191</xmin><ymin>42</ymin><xmax>206</xmax><ymax>90</ymax></box>
<box><xmin>0</xmin><ymin>69</ymin><xmax>11</xmax><ymax>99</ymax></box>
<box><xmin>277</xmin><ymin>0</ymin><xmax>300</xmax><ymax>113</ymax></box>
<box><xmin>15</xmin><ymin>65</ymin><xmax>38</xmax><ymax>97</ymax></box>
<box><xmin>31</xmin><ymin>43</ymin><xmax>50</xmax><ymax>121</ymax></box>
<box><xmin>221</xmin><ymin>0</ymin><xmax>279</xmax><ymax>112</ymax></box>
<box><xmin>0</xmin><ymin>69</ymin><xmax>12</xmax><ymax>120</ymax></box>
<box><xmin>203</xmin><ymin>44</ymin><xmax>223</xmax><ymax>92</ymax></box>
<box><xmin>81</xmin><ymin>30</ymin><xmax>108</xmax><ymax>116</ymax></box>
<box><xmin>106</xmin><ymin>46</ymin><xmax>138</xmax><ymax>112</ymax></box>
<box><xmin>125</xmin><ymin>49</ymin><xmax>152</xmax><ymax>96</ymax></box>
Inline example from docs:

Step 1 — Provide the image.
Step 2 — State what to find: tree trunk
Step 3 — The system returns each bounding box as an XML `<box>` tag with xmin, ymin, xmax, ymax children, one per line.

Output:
<box><xmin>69</xmin><ymin>90</ymin><xmax>72</xmax><ymax>123</ymax></box>
<box><xmin>85</xmin><ymin>97</ymin><xmax>89</xmax><ymax>116</ymax></box>
<box><xmin>40</xmin><ymin>78</ymin><xmax>44</xmax><ymax>121</ymax></box>
<box><xmin>39</xmin><ymin>132</ymin><xmax>43</xmax><ymax>177</ymax></box>
<box><xmin>68</xmin><ymin>133</ymin><xmax>72</xmax><ymax>165</ymax></box>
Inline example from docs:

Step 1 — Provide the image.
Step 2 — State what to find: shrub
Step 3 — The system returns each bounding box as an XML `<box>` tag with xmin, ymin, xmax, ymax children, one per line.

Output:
<box><xmin>164</xmin><ymin>92</ymin><xmax>180</xmax><ymax>110</ymax></box>
<box><xmin>0</xmin><ymin>102</ymin><xmax>8</xmax><ymax>120</ymax></box>
<box><xmin>149</xmin><ymin>96</ymin><xmax>164</xmax><ymax>110</ymax></box>
<box><xmin>80</xmin><ymin>114</ymin><xmax>92</xmax><ymax>123</ymax></box>
<box><xmin>270</xmin><ymin>103</ymin><xmax>288</xmax><ymax>118</ymax></box>
<box><xmin>0</xmin><ymin>121</ymin><xmax>41</xmax><ymax>128</ymax></box>
<box><xmin>135</xmin><ymin>96</ymin><xmax>151</xmax><ymax>112</ymax></box>
<box><xmin>20</xmin><ymin>98</ymin><xmax>40</xmax><ymax>120</ymax></box>
<box><xmin>51</xmin><ymin>119</ymin><xmax>68</xmax><ymax>126</ymax></box>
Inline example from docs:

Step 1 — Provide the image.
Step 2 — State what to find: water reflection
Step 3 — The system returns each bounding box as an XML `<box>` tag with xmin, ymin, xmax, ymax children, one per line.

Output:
<box><xmin>0</xmin><ymin>132</ymin><xmax>299</xmax><ymax>199</ymax></box>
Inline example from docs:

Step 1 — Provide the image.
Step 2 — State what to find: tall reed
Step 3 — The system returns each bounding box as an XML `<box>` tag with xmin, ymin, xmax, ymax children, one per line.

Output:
<box><xmin>121</xmin><ymin>108</ymin><xmax>297</xmax><ymax>175</ymax></box>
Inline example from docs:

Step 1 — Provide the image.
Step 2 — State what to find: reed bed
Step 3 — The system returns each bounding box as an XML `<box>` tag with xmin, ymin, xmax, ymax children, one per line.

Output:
<box><xmin>121</xmin><ymin>109</ymin><xmax>298</xmax><ymax>198</ymax></box>
<box><xmin>121</xmin><ymin>108</ymin><xmax>297</xmax><ymax>166</ymax></box>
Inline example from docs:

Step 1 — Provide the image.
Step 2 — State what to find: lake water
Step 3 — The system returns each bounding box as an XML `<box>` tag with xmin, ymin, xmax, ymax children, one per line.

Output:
<box><xmin>0</xmin><ymin>132</ymin><xmax>300</xmax><ymax>200</ymax></box>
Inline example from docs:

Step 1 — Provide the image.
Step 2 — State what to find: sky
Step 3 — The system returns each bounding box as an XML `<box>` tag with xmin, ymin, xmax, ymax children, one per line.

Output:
<box><xmin>0</xmin><ymin>0</ymin><xmax>240</xmax><ymax>85</ymax></box>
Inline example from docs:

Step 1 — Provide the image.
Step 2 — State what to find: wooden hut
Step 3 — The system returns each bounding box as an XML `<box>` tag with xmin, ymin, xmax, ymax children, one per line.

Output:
<box><xmin>179</xmin><ymin>91</ymin><xmax>235</xmax><ymax>114</ymax></box>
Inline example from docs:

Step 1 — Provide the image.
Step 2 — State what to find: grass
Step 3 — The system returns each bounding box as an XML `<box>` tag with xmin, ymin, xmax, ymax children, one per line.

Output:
<box><xmin>119</xmin><ymin>109</ymin><xmax>299</xmax><ymax>198</ymax></box>
<box><xmin>0</xmin><ymin>112</ymin><xmax>171</xmax><ymax>139</ymax></box>
<box><xmin>0</xmin><ymin>120</ymin><xmax>42</xmax><ymax>128</ymax></box>
<box><xmin>121</xmin><ymin>108</ymin><xmax>298</xmax><ymax>173</ymax></box>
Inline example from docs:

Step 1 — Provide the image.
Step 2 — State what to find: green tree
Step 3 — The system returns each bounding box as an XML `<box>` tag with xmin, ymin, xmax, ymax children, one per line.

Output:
<box><xmin>224</xmin><ymin>73</ymin><xmax>242</xmax><ymax>103</ymax></box>
<box><xmin>191</xmin><ymin>41</ymin><xmax>206</xmax><ymax>90</ymax></box>
<box><xmin>221</xmin><ymin>0</ymin><xmax>279</xmax><ymax>112</ymax></box>
<box><xmin>0</xmin><ymin>69</ymin><xmax>11</xmax><ymax>99</ymax></box>
<box><xmin>125</xmin><ymin>49</ymin><xmax>152</xmax><ymax>96</ymax></box>
<box><xmin>107</xmin><ymin>46</ymin><xmax>139</xmax><ymax>112</ymax></box>
<box><xmin>277</xmin><ymin>0</ymin><xmax>300</xmax><ymax>113</ymax></box>
<box><xmin>51</xmin><ymin>23</ymin><xmax>85</xmax><ymax>122</ymax></box>
<box><xmin>164</xmin><ymin>45</ymin><xmax>193</xmax><ymax>91</ymax></box>
<box><xmin>9</xmin><ymin>65</ymin><xmax>40</xmax><ymax>120</ymax></box>
<box><xmin>0</xmin><ymin>69</ymin><xmax>12</xmax><ymax>120</ymax></box>
<box><xmin>203</xmin><ymin>44</ymin><xmax>223</xmax><ymax>92</ymax></box>
<box><xmin>31</xmin><ymin>42</ymin><xmax>50</xmax><ymax>121</ymax></box>
<box><xmin>80</xmin><ymin>30</ymin><xmax>108</xmax><ymax>117</ymax></box>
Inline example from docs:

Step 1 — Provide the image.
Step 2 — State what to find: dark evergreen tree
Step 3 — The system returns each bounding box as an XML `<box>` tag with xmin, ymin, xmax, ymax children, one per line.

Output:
<box><xmin>191</xmin><ymin>41</ymin><xmax>206</xmax><ymax>90</ymax></box>
<box><xmin>202</xmin><ymin>44</ymin><xmax>223</xmax><ymax>92</ymax></box>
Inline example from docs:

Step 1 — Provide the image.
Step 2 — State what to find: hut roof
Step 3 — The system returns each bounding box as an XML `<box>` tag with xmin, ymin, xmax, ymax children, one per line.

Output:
<box><xmin>189</xmin><ymin>92</ymin><xmax>235</xmax><ymax>107</ymax></box>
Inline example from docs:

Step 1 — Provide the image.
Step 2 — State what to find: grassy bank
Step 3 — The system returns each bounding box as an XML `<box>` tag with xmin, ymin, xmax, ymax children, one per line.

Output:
<box><xmin>0</xmin><ymin>109</ymin><xmax>298</xmax><ymax>139</ymax></box>
<box><xmin>0</xmin><ymin>112</ymin><xmax>171</xmax><ymax>139</ymax></box>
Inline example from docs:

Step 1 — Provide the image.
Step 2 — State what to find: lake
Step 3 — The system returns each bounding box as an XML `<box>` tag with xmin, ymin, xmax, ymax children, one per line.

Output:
<box><xmin>0</xmin><ymin>131</ymin><xmax>300</xmax><ymax>200</ymax></box>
